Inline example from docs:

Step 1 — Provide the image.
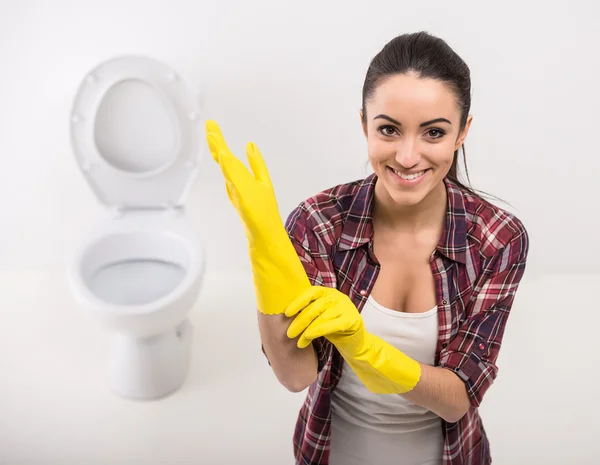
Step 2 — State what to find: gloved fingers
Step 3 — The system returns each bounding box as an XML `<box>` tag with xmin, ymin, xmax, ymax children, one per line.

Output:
<box><xmin>284</xmin><ymin>286</ymin><xmax>329</xmax><ymax>318</ymax></box>
<box><xmin>205</xmin><ymin>120</ymin><xmax>232</xmax><ymax>163</ymax></box>
<box><xmin>296</xmin><ymin>333</ymin><xmax>313</xmax><ymax>350</ymax></box>
<box><xmin>205</xmin><ymin>120</ymin><xmax>250</xmax><ymax>193</ymax></box>
<box><xmin>217</xmin><ymin>141</ymin><xmax>259</xmax><ymax>195</ymax></box>
<box><xmin>286</xmin><ymin>296</ymin><xmax>332</xmax><ymax>340</ymax></box>
<box><xmin>224</xmin><ymin>180</ymin><xmax>235</xmax><ymax>204</ymax></box>
<box><xmin>217</xmin><ymin>151</ymin><xmax>250</xmax><ymax>205</ymax></box>
<box><xmin>297</xmin><ymin>316</ymin><xmax>347</xmax><ymax>349</ymax></box>
<box><xmin>246</xmin><ymin>142</ymin><xmax>273</xmax><ymax>185</ymax></box>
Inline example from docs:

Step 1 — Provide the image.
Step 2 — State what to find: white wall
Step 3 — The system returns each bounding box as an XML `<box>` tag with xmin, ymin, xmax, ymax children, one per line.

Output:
<box><xmin>1</xmin><ymin>0</ymin><xmax>599</xmax><ymax>464</ymax></box>
<box><xmin>2</xmin><ymin>0</ymin><xmax>599</xmax><ymax>274</ymax></box>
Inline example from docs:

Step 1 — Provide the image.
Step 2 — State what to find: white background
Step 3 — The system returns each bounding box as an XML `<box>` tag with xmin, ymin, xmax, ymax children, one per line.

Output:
<box><xmin>1</xmin><ymin>0</ymin><xmax>599</xmax><ymax>464</ymax></box>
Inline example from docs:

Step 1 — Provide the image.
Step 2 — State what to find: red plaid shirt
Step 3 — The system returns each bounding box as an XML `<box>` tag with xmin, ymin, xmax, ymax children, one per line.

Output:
<box><xmin>273</xmin><ymin>173</ymin><xmax>529</xmax><ymax>465</ymax></box>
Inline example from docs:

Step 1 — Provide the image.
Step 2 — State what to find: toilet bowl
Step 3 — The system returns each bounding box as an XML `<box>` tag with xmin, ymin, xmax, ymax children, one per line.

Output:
<box><xmin>67</xmin><ymin>55</ymin><xmax>205</xmax><ymax>400</ymax></box>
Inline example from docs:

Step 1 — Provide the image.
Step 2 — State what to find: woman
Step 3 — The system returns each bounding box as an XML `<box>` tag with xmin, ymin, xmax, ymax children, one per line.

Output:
<box><xmin>206</xmin><ymin>31</ymin><xmax>529</xmax><ymax>465</ymax></box>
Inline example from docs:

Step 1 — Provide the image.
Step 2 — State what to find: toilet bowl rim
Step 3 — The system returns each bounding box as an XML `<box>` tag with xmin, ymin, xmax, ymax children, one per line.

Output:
<box><xmin>68</xmin><ymin>228</ymin><xmax>204</xmax><ymax>314</ymax></box>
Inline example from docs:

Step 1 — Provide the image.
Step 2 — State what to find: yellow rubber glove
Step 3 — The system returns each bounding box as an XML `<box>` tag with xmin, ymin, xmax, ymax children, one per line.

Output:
<box><xmin>205</xmin><ymin>120</ymin><xmax>311</xmax><ymax>315</ymax></box>
<box><xmin>285</xmin><ymin>286</ymin><xmax>422</xmax><ymax>394</ymax></box>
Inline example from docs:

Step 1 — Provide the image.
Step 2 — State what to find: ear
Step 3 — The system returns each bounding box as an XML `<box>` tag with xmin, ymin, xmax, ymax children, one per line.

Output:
<box><xmin>454</xmin><ymin>114</ymin><xmax>473</xmax><ymax>151</ymax></box>
<box><xmin>359</xmin><ymin>109</ymin><xmax>368</xmax><ymax>138</ymax></box>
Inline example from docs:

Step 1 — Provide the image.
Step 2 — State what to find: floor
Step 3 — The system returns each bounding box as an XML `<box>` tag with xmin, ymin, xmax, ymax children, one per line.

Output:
<box><xmin>0</xmin><ymin>270</ymin><xmax>597</xmax><ymax>464</ymax></box>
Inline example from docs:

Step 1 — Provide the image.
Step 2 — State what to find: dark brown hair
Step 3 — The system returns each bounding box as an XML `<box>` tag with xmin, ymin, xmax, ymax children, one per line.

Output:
<box><xmin>362</xmin><ymin>31</ymin><xmax>502</xmax><ymax>202</ymax></box>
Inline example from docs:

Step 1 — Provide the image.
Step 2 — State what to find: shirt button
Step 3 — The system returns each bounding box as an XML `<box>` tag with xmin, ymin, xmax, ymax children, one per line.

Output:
<box><xmin>442</xmin><ymin>299</ymin><xmax>448</xmax><ymax>305</ymax></box>
<box><xmin>360</xmin><ymin>290</ymin><xmax>367</xmax><ymax>296</ymax></box>
<box><xmin>478</xmin><ymin>343</ymin><xmax>485</xmax><ymax>350</ymax></box>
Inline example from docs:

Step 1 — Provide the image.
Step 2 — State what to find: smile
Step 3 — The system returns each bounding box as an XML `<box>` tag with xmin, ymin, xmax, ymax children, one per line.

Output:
<box><xmin>392</xmin><ymin>168</ymin><xmax>427</xmax><ymax>180</ymax></box>
<box><xmin>387</xmin><ymin>167</ymin><xmax>431</xmax><ymax>186</ymax></box>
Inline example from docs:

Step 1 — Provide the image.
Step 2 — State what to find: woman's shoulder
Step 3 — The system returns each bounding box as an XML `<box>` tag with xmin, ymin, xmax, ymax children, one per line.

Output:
<box><xmin>456</xmin><ymin>184</ymin><xmax>529</xmax><ymax>260</ymax></box>
<box><xmin>284</xmin><ymin>175</ymin><xmax>373</xmax><ymax>242</ymax></box>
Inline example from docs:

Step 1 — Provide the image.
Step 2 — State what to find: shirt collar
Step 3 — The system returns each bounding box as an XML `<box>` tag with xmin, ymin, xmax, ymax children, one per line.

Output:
<box><xmin>338</xmin><ymin>174</ymin><xmax>467</xmax><ymax>264</ymax></box>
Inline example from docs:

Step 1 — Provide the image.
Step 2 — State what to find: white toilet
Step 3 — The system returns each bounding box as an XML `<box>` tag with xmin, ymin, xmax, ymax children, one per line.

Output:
<box><xmin>67</xmin><ymin>55</ymin><xmax>205</xmax><ymax>400</ymax></box>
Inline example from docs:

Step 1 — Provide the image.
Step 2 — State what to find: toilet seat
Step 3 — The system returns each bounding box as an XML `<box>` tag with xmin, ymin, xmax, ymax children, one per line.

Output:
<box><xmin>70</xmin><ymin>55</ymin><xmax>202</xmax><ymax>209</ymax></box>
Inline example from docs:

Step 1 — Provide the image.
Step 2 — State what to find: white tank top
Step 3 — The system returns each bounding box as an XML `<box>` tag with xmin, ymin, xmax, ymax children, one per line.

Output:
<box><xmin>329</xmin><ymin>296</ymin><xmax>443</xmax><ymax>465</ymax></box>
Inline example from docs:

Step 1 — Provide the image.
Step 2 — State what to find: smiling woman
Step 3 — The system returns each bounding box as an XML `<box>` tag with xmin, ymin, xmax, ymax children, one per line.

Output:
<box><xmin>279</xmin><ymin>32</ymin><xmax>528</xmax><ymax>465</ymax></box>
<box><xmin>206</xmin><ymin>31</ymin><xmax>530</xmax><ymax>465</ymax></box>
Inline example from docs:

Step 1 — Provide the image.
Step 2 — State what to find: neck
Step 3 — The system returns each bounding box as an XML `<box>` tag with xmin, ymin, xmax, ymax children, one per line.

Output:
<box><xmin>372</xmin><ymin>179</ymin><xmax>448</xmax><ymax>234</ymax></box>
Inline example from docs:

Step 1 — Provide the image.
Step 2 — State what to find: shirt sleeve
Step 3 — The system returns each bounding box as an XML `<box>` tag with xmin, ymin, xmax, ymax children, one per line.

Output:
<box><xmin>439</xmin><ymin>226</ymin><xmax>530</xmax><ymax>408</ymax></box>
<box><xmin>260</xmin><ymin>204</ymin><xmax>334</xmax><ymax>374</ymax></box>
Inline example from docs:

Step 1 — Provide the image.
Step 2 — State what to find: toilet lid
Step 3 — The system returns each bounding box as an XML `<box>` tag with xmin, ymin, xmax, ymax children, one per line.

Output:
<box><xmin>70</xmin><ymin>55</ymin><xmax>202</xmax><ymax>209</ymax></box>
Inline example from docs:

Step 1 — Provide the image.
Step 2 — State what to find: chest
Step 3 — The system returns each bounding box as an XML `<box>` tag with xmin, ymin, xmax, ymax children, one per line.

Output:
<box><xmin>331</xmin><ymin>241</ymin><xmax>469</xmax><ymax>371</ymax></box>
<box><xmin>370</xmin><ymin>230</ymin><xmax>439</xmax><ymax>313</ymax></box>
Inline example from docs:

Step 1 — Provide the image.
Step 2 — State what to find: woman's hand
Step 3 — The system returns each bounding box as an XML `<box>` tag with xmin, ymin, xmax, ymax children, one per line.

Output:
<box><xmin>285</xmin><ymin>286</ymin><xmax>422</xmax><ymax>394</ymax></box>
<box><xmin>205</xmin><ymin>120</ymin><xmax>281</xmax><ymax>239</ymax></box>
<box><xmin>285</xmin><ymin>286</ymin><xmax>365</xmax><ymax>350</ymax></box>
<box><xmin>205</xmin><ymin>120</ymin><xmax>311</xmax><ymax>315</ymax></box>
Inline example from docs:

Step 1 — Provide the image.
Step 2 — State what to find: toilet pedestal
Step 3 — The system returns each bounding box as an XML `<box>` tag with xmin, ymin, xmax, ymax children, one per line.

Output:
<box><xmin>106</xmin><ymin>319</ymin><xmax>193</xmax><ymax>400</ymax></box>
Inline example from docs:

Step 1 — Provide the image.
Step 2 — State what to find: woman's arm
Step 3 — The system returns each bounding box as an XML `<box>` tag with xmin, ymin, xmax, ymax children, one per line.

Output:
<box><xmin>257</xmin><ymin>312</ymin><xmax>318</xmax><ymax>392</ymax></box>
<box><xmin>401</xmin><ymin>365</ymin><xmax>470</xmax><ymax>423</ymax></box>
<box><xmin>204</xmin><ymin>121</ymin><xmax>330</xmax><ymax>392</ymax></box>
<box><xmin>405</xmin><ymin>228</ymin><xmax>530</xmax><ymax>423</ymax></box>
<box><xmin>257</xmin><ymin>204</ymin><xmax>334</xmax><ymax>393</ymax></box>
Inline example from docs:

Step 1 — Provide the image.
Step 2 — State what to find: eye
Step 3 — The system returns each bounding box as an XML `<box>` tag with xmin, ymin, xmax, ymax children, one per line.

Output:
<box><xmin>426</xmin><ymin>128</ymin><xmax>446</xmax><ymax>139</ymax></box>
<box><xmin>378</xmin><ymin>125</ymin><xmax>398</xmax><ymax>137</ymax></box>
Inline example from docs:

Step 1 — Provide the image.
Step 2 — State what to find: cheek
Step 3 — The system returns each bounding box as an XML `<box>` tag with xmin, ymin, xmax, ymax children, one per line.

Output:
<box><xmin>426</xmin><ymin>142</ymin><xmax>455</xmax><ymax>166</ymax></box>
<box><xmin>367</xmin><ymin>138</ymin><xmax>394</xmax><ymax>161</ymax></box>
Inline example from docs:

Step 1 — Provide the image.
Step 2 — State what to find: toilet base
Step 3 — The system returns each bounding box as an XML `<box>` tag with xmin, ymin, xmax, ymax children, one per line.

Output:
<box><xmin>105</xmin><ymin>319</ymin><xmax>193</xmax><ymax>400</ymax></box>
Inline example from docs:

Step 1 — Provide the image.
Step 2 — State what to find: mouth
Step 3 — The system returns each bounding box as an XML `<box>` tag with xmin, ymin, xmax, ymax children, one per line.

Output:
<box><xmin>387</xmin><ymin>167</ymin><xmax>431</xmax><ymax>185</ymax></box>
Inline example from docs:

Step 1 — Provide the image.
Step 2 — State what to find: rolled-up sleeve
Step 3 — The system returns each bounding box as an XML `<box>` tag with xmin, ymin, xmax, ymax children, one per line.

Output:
<box><xmin>439</xmin><ymin>227</ymin><xmax>529</xmax><ymax>408</ymax></box>
<box><xmin>260</xmin><ymin>204</ymin><xmax>335</xmax><ymax>374</ymax></box>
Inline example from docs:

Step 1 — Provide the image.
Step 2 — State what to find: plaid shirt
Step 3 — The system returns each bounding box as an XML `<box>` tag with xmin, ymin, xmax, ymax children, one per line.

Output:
<box><xmin>275</xmin><ymin>173</ymin><xmax>529</xmax><ymax>465</ymax></box>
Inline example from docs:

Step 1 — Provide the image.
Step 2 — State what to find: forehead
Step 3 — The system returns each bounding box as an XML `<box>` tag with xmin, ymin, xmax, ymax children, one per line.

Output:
<box><xmin>368</xmin><ymin>73</ymin><xmax>460</xmax><ymax>121</ymax></box>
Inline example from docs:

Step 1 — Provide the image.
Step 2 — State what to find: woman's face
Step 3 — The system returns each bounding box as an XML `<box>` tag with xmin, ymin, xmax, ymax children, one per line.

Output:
<box><xmin>362</xmin><ymin>73</ymin><xmax>472</xmax><ymax>209</ymax></box>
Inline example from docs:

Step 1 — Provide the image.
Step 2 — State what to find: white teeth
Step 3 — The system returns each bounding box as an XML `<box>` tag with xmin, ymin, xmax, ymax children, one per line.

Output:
<box><xmin>393</xmin><ymin>169</ymin><xmax>426</xmax><ymax>180</ymax></box>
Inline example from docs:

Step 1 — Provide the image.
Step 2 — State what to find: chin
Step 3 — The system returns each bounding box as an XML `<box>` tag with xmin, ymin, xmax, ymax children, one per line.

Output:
<box><xmin>379</xmin><ymin>176</ymin><xmax>427</xmax><ymax>205</ymax></box>
<box><xmin>388</xmin><ymin>190</ymin><xmax>428</xmax><ymax>207</ymax></box>
<box><xmin>378</xmin><ymin>167</ymin><xmax>446</xmax><ymax>207</ymax></box>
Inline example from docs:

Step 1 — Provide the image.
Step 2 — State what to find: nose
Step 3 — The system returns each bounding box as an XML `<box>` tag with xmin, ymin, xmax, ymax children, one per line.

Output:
<box><xmin>395</xmin><ymin>139</ymin><xmax>421</xmax><ymax>168</ymax></box>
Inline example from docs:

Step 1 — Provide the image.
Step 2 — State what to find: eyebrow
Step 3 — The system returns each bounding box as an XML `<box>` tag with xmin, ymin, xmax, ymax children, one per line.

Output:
<box><xmin>373</xmin><ymin>114</ymin><xmax>452</xmax><ymax>127</ymax></box>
